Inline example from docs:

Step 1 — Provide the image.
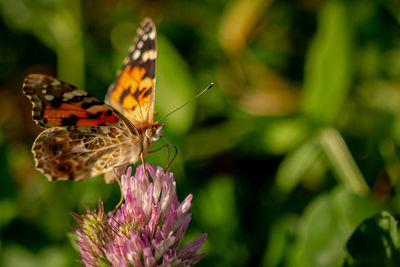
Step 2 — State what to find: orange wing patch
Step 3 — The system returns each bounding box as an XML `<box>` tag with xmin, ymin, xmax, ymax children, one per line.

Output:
<box><xmin>111</xmin><ymin>66</ymin><xmax>153</xmax><ymax>111</ymax></box>
<box><xmin>44</xmin><ymin>103</ymin><xmax>87</xmax><ymax>122</ymax></box>
<box><xmin>43</xmin><ymin>103</ymin><xmax>120</xmax><ymax>127</ymax></box>
<box><xmin>106</xmin><ymin>18</ymin><xmax>156</xmax><ymax>124</ymax></box>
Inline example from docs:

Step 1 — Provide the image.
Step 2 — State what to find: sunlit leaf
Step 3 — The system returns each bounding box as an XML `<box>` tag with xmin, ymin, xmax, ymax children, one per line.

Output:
<box><xmin>156</xmin><ymin>34</ymin><xmax>196</xmax><ymax>135</ymax></box>
<box><xmin>0</xmin><ymin>0</ymin><xmax>84</xmax><ymax>86</ymax></box>
<box><xmin>301</xmin><ymin>0</ymin><xmax>352</xmax><ymax>124</ymax></box>
<box><xmin>289</xmin><ymin>187</ymin><xmax>380</xmax><ymax>267</ymax></box>
<box><xmin>275</xmin><ymin>136</ymin><xmax>322</xmax><ymax>194</ymax></box>
<box><xmin>196</xmin><ymin>176</ymin><xmax>246</xmax><ymax>266</ymax></box>
<box><xmin>319</xmin><ymin>128</ymin><xmax>370</xmax><ymax>196</ymax></box>
<box><xmin>1</xmin><ymin>245</ymin><xmax>37</xmax><ymax>267</ymax></box>
<box><xmin>262</xmin><ymin>215</ymin><xmax>297</xmax><ymax>267</ymax></box>
<box><xmin>263</xmin><ymin>116</ymin><xmax>310</xmax><ymax>155</ymax></box>
<box><xmin>197</xmin><ymin>176</ymin><xmax>238</xmax><ymax>230</ymax></box>
<box><xmin>183</xmin><ymin>118</ymin><xmax>252</xmax><ymax>160</ymax></box>
<box><xmin>0</xmin><ymin>244</ymin><xmax>76</xmax><ymax>267</ymax></box>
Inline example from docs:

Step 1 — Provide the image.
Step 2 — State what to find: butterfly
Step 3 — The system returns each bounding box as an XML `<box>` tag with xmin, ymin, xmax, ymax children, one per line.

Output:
<box><xmin>23</xmin><ymin>18</ymin><xmax>165</xmax><ymax>183</ymax></box>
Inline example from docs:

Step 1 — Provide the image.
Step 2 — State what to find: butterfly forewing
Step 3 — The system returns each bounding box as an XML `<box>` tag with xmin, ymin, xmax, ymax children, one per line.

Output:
<box><xmin>106</xmin><ymin>18</ymin><xmax>157</xmax><ymax>125</ymax></box>
<box><xmin>23</xmin><ymin>74</ymin><xmax>127</xmax><ymax>129</ymax></box>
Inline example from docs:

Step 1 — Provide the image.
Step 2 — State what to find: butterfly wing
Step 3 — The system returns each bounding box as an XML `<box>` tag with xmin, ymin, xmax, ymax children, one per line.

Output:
<box><xmin>23</xmin><ymin>74</ymin><xmax>143</xmax><ymax>182</ymax></box>
<box><xmin>23</xmin><ymin>18</ymin><xmax>158</xmax><ymax>182</ymax></box>
<box><xmin>106</xmin><ymin>17</ymin><xmax>157</xmax><ymax>125</ymax></box>
<box><xmin>33</xmin><ymin>126</ymin><xmax>142</xmax><ymax>182</ymax></box>
<box><xmin>23</xmin><ymin>74</ymin><xmax>128</xmax><ymax>129</ymax></box>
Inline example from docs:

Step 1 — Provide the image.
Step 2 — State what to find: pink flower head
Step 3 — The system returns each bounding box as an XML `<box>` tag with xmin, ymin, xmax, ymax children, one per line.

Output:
<box><xmin>73</xmin><ymin>164</ymin><xmax>206</xmax><ymax>267</ymax></box>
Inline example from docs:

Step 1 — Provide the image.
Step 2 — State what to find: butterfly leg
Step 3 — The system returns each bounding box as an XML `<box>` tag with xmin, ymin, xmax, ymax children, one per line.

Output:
<box><xmin>140</xmin><ymin>152</ymin><xmax>146</xmax><ymax>174</ymax></box>
<box><xmin>106</xmin><ymin>163</ymin><xmax>128</xmax><ymax>211</ymax></box>
<box><xmin>104</xmin><ymin>163</ymin><xmax>128</xmax><ymax>184</ymax></box>
<box><xmin>113</xmin><ymin>176</ymin><xmax>124</xmax><ymax>212</ymax></box>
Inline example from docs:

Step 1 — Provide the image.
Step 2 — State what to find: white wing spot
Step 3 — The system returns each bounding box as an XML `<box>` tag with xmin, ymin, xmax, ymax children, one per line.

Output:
<box><xmin>62</xmin><ymin>90</ymin><xmax>86</xmax><ymax>100</ymax></box>
<box><xmin>132</xmin><ymin>50</ymin><xmax>141</xmax><ymax>60</ymax></box>
<box><xmin>42</xmin><ymin>89</ymin><xmax>47</xmax><ymax>94</ymax></box>
<box><xmin>51</xmin><ymin>80</ymin><xmax>61</xmax><ymax>86</ymax></box>
<box><xmin>142</xmin><ymin>50</ymin><xmax>156</xmax><ymax>62</ymax></box>
<box><xmin>142</xmin><ymin>34</ymin><xmax>148</xmax><ymax>41</ymax></box>
<box><xmin>44</xmin><ymin>94</ymin><xmax>54</xmax><ymax>101</ymax></box>
<box><xmin>137</xmin><ymin>41</ymin><xmax>143</xmax><ymax>49</ymax></box>
<box><xmin>149</xmin><ymin>30</ymin><xmax>156</xmax><ymax>40</ymax></box>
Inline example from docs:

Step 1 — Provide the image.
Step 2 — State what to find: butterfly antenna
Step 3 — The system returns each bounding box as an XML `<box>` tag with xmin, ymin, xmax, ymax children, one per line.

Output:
<box><xmin>157</xmin><ymin>82</ymin><xmax>214</xmax><ymax>123</ymax></box>
<box><xmin>161</xmin><ymin>136</ymin><xmax>178</xmax><ymax>170</ymax></box>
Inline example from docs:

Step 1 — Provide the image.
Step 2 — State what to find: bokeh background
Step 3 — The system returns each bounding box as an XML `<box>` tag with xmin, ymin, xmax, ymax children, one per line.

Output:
<box><xmin>1</xmin><ymin>0</ymin><xmax>400</xmax><ymax>266</ymax></box>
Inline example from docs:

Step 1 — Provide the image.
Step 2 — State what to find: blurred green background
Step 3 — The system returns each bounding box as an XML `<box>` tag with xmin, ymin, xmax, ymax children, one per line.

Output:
<box><xmin>1</xmin><ymin>0</ymin><xmax>400</xmax><ymax>266</ymax></box>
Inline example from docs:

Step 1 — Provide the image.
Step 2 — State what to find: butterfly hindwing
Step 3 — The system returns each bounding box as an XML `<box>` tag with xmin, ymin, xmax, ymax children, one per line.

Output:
<box><xmin>33</xmin><ymin>126</ymin><xmax>141</xmax><ymax>182</ymax></box>
<box><xmin>23</xmin><ymin>74</ymin><xmax>124</xmax><ymax>128</ymax></box>
<box><xmin>106</xmin><ymin>17</ymin><xmax>156</xmax><ymax>125</ymax></box>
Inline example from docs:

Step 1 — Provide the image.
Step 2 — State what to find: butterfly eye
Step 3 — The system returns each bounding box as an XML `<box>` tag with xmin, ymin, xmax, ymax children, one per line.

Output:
<box><xmin>145</xmin><ymin>128</ymin><xmax>155</xmax><ymax>139</ymax></box>
<box><xmin>145</xmin><ymin>124</ymin><xmax>165</xmax><ymax>142</ymax></box>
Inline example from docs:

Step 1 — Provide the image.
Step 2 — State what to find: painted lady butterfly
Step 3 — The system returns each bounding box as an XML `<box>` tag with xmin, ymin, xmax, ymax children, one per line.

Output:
<box><xmin>23</xmin><ymin>18</ymin><xmax>164</xmax><ymax>183</ymax></box>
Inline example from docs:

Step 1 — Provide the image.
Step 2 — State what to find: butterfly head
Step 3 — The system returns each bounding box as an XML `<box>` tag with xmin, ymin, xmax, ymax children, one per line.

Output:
<box><xmin>145</xmin><ymin>123</ymin><xmax>165</xmax><ymax>142</ymax></box>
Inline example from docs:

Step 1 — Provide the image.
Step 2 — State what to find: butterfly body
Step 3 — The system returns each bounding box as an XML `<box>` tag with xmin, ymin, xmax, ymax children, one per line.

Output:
<box><xmin>23</xmin><ymin>18</ymin><xmax>162</xmax><ymax>183</ymax></box>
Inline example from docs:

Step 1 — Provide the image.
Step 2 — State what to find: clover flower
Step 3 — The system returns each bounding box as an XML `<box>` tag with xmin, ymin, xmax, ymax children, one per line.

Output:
<box><xmin>73</xmin><ymin>164</ymin><xmax>206</xmax><ymax>267</ymax></box>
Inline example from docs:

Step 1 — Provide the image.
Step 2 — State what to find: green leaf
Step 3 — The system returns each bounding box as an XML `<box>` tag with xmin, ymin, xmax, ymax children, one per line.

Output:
<box><xmin>1</xmin><ymin>245</ymin><xmax>75</xmax><ymax>267</ymax></box>
<box><xmin>289</xmin><ymin>187</ymin><xmax>380</xmax><ymax>267</ymax></box>
<box><xmin>262</xmin><ymin>215</ymin><xmax>297</xmax><ymax>267</ymax></box>
<box><xmin>319</xmin><ymin>128</ymin><xmax>370</xmax><ymax>196</ymax></box>
<box><xmin>345</xmin><ymin>211</ymin><xmax>400</xmax><ymax>266</ymax></box>
<box><xmin>1</xmin><ymin>245</ymin><xmax>37</xmax><ymax>267</ymax></box>
<box><xmin>0</xmin><ymin>0</ymin><xmax>84</xmax><ymax>86</ymax></box>
<box><xmin>262</xmin><ymin>117</ymin><xmax>310</xmax><ymax>155</ymax></box>
<box><xmin>156</xmin><ymin>34</ymin><xmax>196</xmax><ymax>135</ymax></box>
<box><xmin>196</xmin><ymin>176</ymin><xmax>247</xmax><ymax>266</ymax></box>
<box><xmin>275</xmin><ymin>137</ymin><xmax>322</xmax><ymax>195</ymax></box>
<box><xmin>301</xmin><ymin>0</ymin><xmax>352</xmax><ymax>124</ymax></box>
<box><xmin>197</xmin><ymin>176</ymin><xmax>238</xmax><ymax>230</ymax></box>
<box><xmin>183</xmin><ymin>118</ymin><xmax>252</xmax><ymax>160</ymax></box>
